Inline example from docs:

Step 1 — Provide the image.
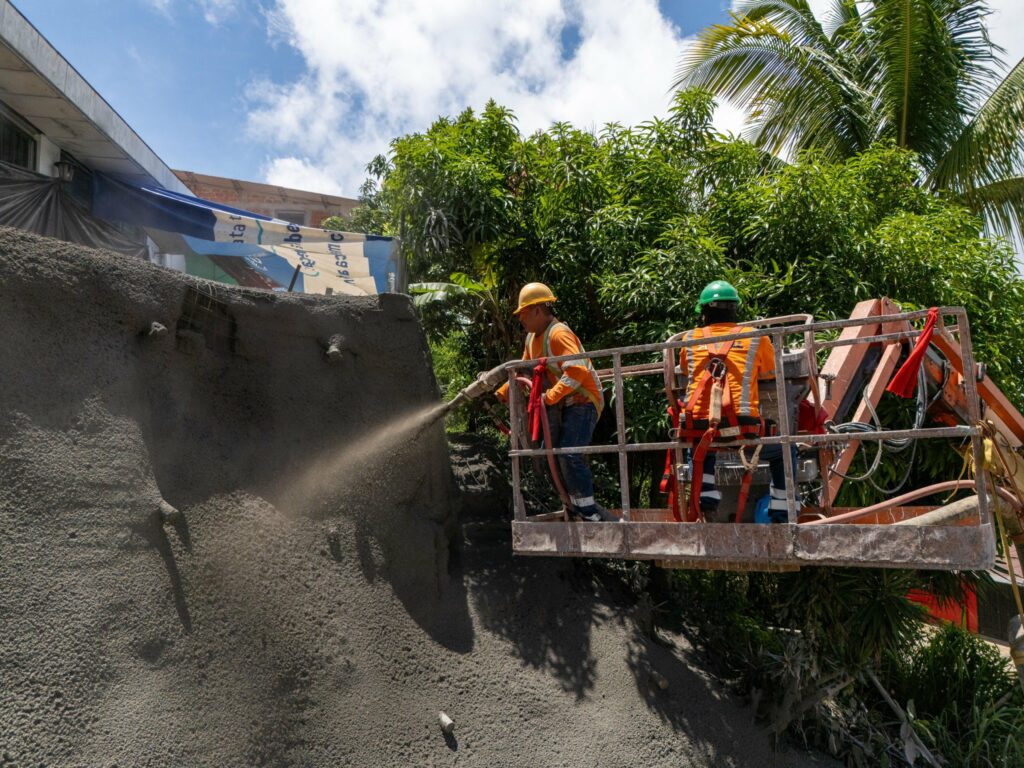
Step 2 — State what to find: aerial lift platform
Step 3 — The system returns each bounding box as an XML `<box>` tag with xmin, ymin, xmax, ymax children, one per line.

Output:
<box><xmin>501</xmin><ymin>301</ymin><xmax>1024</xmax><ymax>572</ymax></box>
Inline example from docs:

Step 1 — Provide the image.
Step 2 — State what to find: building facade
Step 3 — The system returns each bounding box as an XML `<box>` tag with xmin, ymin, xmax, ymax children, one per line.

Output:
<box><xmin>0</xmin><ymin>2</ymin><xmax>395</xmax><ymax>295</ymax></box>
<box><xmin>174</xmin><ymin>170</ymin><xmax>358</xmax><ymax>229</ymax></box>
<box><xmin>0</xmin><ymin>0</ymin><xmax>190</xmax><ymax>194</ymax></box>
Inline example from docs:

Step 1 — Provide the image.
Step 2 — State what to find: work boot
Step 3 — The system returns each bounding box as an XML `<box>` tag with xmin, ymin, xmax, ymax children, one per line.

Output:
<box><xmin>574</xmin><ymin>503</ymin><xmax>616</xmax><ymax>522</ymax></box>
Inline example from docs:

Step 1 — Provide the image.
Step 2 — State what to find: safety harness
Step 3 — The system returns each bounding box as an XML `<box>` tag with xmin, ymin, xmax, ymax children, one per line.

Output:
<box><xmin>661</xmin><ymin>327</ymin><xmax>764</xmax><ymax>522</ymax></box>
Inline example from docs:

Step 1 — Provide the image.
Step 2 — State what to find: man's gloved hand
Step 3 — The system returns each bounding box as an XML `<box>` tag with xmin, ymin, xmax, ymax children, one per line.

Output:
<box><xmin>462</xmin><ymin>365</ymin><xmax>507</xmax><ymax>400</ymax></box>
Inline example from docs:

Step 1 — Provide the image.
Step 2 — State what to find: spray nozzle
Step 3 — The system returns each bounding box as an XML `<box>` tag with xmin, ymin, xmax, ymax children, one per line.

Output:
<box><xmin>460</xmin><ymin>365</ymin><xmax>507</xmax><ymax>401</ymax></box>
<box><xmin>440</xmin><ymin>365</ymin><xmax>509</xmax><ymax>416</ymax></box>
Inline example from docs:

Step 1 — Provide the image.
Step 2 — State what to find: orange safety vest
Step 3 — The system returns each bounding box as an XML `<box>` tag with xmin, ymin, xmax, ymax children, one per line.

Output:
<box><xmin>680</xmin><ymin>324</ymin><xmax>774</xmax><ymax>421</ymax></box>
<box><xmin>527</xmin><ymin>321</ymin><xmax>604</xmax><ymax>414</ymax></box>
<box><xmin>668</xmin><ymin>324</ymin><xmax>775</xmax><ymax>523</ymax></box>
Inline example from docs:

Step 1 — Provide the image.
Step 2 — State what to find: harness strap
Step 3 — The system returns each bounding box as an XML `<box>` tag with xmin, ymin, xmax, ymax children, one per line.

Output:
<box><xmin>689</xmin><ymin>426</ymin><xmax>718</xmax><ymax>522</ymax></box>
<box><xmin>660</xmin><ymin>441</ymin><xmax>674</xmax><ymax>495</ymax></box>
<box><xmin>684</xmin><ymin>371</ymin><xmax>715</xmax><ymax>432</ymax></box>
<box><xmin>684</xmin><ymin>326</ymin><xmax>739</xmax><ymax>427</ymax></box>
<box><xmin>662</xmin><ymin>405</ymin><xmax>686</xmax><ymax>521</ymax></box>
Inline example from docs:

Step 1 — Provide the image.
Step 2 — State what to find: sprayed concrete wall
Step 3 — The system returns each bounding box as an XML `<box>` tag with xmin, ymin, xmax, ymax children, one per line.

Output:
<box><xmin>0</xmin><ymin>229</ymin><xmax>460</xmax><ymax>764</ymax></box>
<box><xmin>0</xmin><ymin>229</ymin><xmax>836</xmax><ymax>767</ymax></box>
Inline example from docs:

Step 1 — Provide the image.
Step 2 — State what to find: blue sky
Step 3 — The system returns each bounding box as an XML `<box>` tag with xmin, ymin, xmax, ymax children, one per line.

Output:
<box><xmin>15</xmin><ymin>0</ymin><xmax>732</xmax><ymax>194</ymax></box>
<box><xmin>17</xmin><ymin>0</ymin><xmax>308</xmax><ymax>182</ymax></box>
<box><xmin>14</xmin><ymin>1</ymin><xmax>1023</xmax><ymax>199</ymax></box>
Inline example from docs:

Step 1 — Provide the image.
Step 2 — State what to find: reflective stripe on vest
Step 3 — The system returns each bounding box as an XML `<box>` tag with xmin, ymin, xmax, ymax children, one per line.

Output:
<box><xmin>683</xmin><ymin>329</ymin><xmax>696</xmax><ymax>383</ymax></box>
<box><xmin>738</xmin><ymin>334</ymin><xmax>761</xmax><ymax>416</ymax></box>
<box><xmin>688</xmin><ymin>326</ymin><xmax>758</xmax><ymax>416</ymax></box>
<box><xmin>533</xmin><ymin>321</ymin><xmax>604</xmax><ymax>413</ymax></box>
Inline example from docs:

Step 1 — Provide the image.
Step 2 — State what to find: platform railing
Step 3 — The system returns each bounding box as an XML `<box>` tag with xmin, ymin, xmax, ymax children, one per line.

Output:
<box><xmin>504</xmin><ymin>307</ymin><xmax>988</xmax><ymax>527</ymax></box>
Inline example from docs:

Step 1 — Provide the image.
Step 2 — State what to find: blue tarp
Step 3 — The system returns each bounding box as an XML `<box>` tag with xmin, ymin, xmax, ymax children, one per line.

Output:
<box><xmin>92</xmin><ymin>173</ymin><xmax>398</xmax><ymax>295</ymax></box>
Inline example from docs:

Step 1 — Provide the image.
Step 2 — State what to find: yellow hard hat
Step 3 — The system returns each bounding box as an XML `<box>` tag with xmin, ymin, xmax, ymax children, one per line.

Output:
<box><xmin>513</xmin><ymin>282</ymin><xmax>557</xmax><ymax>315</ymax></box>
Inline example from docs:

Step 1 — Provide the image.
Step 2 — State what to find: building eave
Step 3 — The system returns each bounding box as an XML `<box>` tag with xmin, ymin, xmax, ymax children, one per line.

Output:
<box><xmin>0</xmin><ymin>0</ymin><xmax>192</xmax><ymax>194</ymax></box>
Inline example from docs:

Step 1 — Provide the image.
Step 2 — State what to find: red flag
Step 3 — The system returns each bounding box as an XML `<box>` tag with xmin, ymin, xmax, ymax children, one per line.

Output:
<box><xmin>886</xmin><ymin>307</ymin><xmax>939</xmax><ymax>398</ymax></box>
<box><xmin>798</xmin><ymin>398</ymin><xmax>828</xmax><ymax>434</ymax></box>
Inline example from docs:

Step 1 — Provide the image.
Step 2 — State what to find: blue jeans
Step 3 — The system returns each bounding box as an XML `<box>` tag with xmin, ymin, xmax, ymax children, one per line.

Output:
<box><xmin>547</xmin><ymin>403</ymin><xmax>600</xmax><ymax>513</ymax></box>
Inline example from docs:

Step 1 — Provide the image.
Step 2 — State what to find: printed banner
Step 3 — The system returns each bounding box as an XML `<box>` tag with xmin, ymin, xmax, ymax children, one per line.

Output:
<box><xmin>92</xmin><ymin>175</ymin><xmax>399</xmax><ymax>295</ymax></box>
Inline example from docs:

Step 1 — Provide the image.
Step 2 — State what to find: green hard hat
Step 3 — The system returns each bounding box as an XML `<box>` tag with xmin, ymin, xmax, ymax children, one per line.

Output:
<box><xmin>695</xmin><ymin>280</ymin><xmax>740</xmax><ymax>313</ymax></box>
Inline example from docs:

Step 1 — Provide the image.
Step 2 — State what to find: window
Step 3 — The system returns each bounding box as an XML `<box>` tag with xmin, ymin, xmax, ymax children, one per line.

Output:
<box><xmin>274</xmin><ymin>210</ymin><xmax>306</xmax><ymax>226</ymax></box>
<box><xmin>0</xmin><ymin>103</ymin><xmax>37</xmax><ymax>170</ymax></box>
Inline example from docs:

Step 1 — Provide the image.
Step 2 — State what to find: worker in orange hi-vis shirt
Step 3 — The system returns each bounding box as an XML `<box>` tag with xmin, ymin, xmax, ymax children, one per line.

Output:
<box><xmin>495</xmin><ymin>282</ymin><xmax>615</xmax><ymax>522</ymax></box>
<box><xmin>679</xmin><ymin>280</ymin><xmax>795</xmax><ymax>522</ymax></box>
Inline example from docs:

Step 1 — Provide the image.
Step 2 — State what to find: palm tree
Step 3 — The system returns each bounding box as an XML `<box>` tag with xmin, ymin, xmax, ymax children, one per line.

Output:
<box><xmin>675</xmin><ymin>0</ymin><xmax>1024</xmax><ymax>242</ymax></box>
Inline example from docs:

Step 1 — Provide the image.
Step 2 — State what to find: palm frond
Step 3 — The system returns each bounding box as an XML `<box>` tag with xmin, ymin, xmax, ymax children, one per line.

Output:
<box><xmin>676</xmin><ymin>15</ymin><xmax>872</xmax><ymax>158</ymax></box>
<box><xmin>820</xmin><ymin>0</ymin><xmax>864</xmax><ymax>40</ymax></box>
<box><xmin>959</xmin><ymin>175</ymin><xmax>1024</xmax><ymax>244</ymax></box>
<box><xmin>736</xmin><ymin>0</ymin><xmax>833</xmax><ymax>49</ymax></box>
<box><xmin>747</xmin><ymin>43</ymin><xmax>876</xmax><ymax>156</ymax></box>
<box><xmin>408</xmin><ymin>281</ymin><xmax>468</xmax><ymax>307</ymax></box>
<box><xmin>929</xmin><ymin>55</ymin><xmax>1024</xmax><ymax>194</ymax></box>
<box><xmin>866</xmin><ymin>0</ymin><xmax>1001</xmax><ymax>165</ymax></box>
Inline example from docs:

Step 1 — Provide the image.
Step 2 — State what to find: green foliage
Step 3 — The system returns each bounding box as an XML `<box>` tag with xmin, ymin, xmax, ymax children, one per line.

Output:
<box><xmin>428</xmin><ymin>331</ymin><xmax>475</xmax><ymax>432</ymax></box>
<box><xmin>320</xmin><ymin>215</ymin><xmax>346</xmax><ymax>232</ymax></box>
<box><xmin>675</xmin><ymin>0</ymin><xmax>1024</xmax><ymax>240</ymax></box>
<box><xmin>321</xmin><ymin>172</ymin><xmax>392</xmax><ymax>236</ymax></box>
<box><xmin>361</xmin><ymin>92</ymin><xmax>1024</xmax><ymax>761</ymax></box>
<box><xmin>361</xmin><ymin>90</ymin><xmax>1024</xmax><ymax>504</ymax></box>
<box><xmin>889</xmin><ymin>624</ymin><xmax>1024</xmax><ymax>767</ymax></box>
<box><xmin>782</xmin><ymin>568</ymin><xmax>927</xmax><ymax>667</ymax></box>
<box><xmin>410</xmin><ymin>270</ymin><xmax>516</xmax><ymax>371</ymax></box>
<box><xmin>369</xmin><ymin>93</ymin><xmax>1024</xmax><ymax>385</ymax></box>
<box><xmin>712</xmin><ymin>143</ymin><xmax>1024</xmax><ymax>403</ymax></box>
<box><xmin>893</xmin><ymin>623</ymin><xmax>1020</xmax><ymax>718</ymax></box>
<box><xmin>669</xmin><ymin>567</ymin><xmax>1022</xmax><ymax>764</ymax></box>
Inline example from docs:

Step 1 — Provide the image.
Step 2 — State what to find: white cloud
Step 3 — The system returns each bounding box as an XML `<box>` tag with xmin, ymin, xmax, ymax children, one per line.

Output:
<box><xmin>143</xmin><ymin>0</ymin><xmax>239</xmax><ymax>25</ymax></box>
<box><xmin>145</xmin><ymin>0</ymin><xmax>173</xmax><ymax>17</ymax></box>
<box><xmin>987</xmin><ymin>1</ymin><xmax>1024</xmax><ymax>76</ymax></box>
<box><xmin>249</xmin><ymin>0</ymin><xmax>696</xmax><ymax>196</ymax></box>
<box><xmin>249</xmin><ymin>0</ymin><xmax>1024</xmax><ymax>198</ymax></box>
<box><xmin>197</xmin><ymin>0</ymin><xmax>239</xmax><ymax>25</ymax></box>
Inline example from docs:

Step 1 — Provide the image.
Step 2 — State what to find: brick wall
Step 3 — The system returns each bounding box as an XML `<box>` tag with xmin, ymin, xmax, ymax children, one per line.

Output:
<box><xmin>175</xmin><ymin>171</ymin><xmax>358</xmax><ymax>228</ymax></box>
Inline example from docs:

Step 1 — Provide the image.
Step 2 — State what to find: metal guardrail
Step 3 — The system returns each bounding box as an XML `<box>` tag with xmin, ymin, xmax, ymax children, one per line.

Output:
<box><xmin>503</xmin><ymin>307</ymin><xmax>988</xmax><ymax>527</ymax></box>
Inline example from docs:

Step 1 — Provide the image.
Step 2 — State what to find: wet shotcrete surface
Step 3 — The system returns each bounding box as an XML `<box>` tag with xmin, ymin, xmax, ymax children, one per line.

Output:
<box><xmin>0</xmin><ymin>228</ymin><xmax>837</xmax><ymax>767</ymax></box>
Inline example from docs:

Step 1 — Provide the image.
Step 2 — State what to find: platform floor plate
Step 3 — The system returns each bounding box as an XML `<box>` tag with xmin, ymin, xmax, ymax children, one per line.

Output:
<box><xmin>511</xmin><ymin>521</ymin><xmax>995</xmax><ymax>571</ymax></box>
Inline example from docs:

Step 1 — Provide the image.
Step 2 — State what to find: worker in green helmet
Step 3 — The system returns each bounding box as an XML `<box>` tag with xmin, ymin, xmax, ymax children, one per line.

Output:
<box><xmin>678</xmin><ymin>280</ymin><xmax>795</xmax><ymax>522</ymax></box>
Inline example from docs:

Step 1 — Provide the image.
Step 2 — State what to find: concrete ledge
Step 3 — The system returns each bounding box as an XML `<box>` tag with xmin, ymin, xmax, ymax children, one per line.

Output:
<box><xmin>512</xmin><ymin>520</ymin><xmax>626</xmax><ymax>556</ymax></box>
<box><xmin>794</xmin><ymin>523</ymin><xmax>995</xmax><ymax>570</ymax></box>
<box><xmin>511</xmin><ymin>520</ymin><xmax>995</xmax><ymax>571</ymax></box>
<box><xmin>627</xmin><ymin>522</ymin><xmax>793</xmax><ymax>562</ymax></box>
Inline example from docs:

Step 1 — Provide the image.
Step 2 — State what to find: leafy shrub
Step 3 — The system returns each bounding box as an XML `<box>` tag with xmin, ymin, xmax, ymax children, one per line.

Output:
<box><xmin>890</xmin><ymin>624</ymin><xmax>1024</xmax><ymax>766</ymax></box>
<box><xmin>354</xmin><ymin>90</ymin><xmax>1024</xmax><ymax>764</ymax></box>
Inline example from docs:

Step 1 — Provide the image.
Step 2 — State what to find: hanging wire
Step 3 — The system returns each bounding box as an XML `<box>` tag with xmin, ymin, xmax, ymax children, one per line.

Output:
<box><xmin>826</xmin><ymin>352</ymin><xmax>949</xmax><ymax>494</ymax></box>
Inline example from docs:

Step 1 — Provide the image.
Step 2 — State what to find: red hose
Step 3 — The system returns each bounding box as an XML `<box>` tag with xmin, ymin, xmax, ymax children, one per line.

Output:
<box><xmin>515</xmin><ymin>375</ymin><xmax>572</xmax><ymax>514</ymax></box>
<box><xmin>688</xmin><ymin>427</ymin><xmax>716</xmax><ymax>522</ymax></box>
